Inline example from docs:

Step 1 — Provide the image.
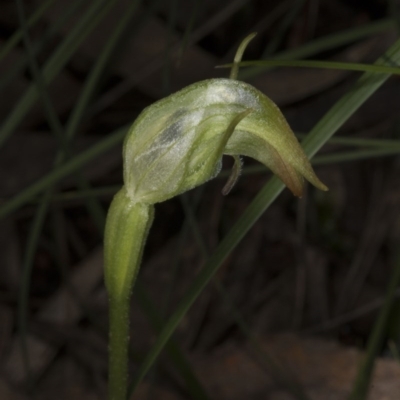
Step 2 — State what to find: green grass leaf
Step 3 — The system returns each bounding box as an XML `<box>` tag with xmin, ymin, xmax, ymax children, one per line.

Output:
<box><xmin>219</xmin><ymin>59</ymin><xmax>400</xmax><ymax>75</ymax></box>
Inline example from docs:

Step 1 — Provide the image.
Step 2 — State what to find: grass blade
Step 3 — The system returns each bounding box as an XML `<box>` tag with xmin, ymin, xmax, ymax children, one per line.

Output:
<box><xmin>0</xmin><ymin>0</ymin><xmax>55</xmax><ymax>61</ymax></box>
<box><xmin>0</xmin><ymin>0</ymin><xmax>86</xmax><ymax>93</ymax></box>
<box><xmin>135</xmin><ymin>283</ymin><xmax>211</xmax><ymax>400</ymax></box>
<box><xmin>239</xmin><ymin>18</ymin><xmax>396</xmax><ymax>80</ymax></box>
<box><xmin>220</xmin><ymin>59</ymin><xmax>400</xmax><ymax>75</ymax></box>
<box><xmin>0</xmin><ymin>0</ymin><xmax>117</xmax><ymax>147</ymax></box>
<box><xmin>0</xmin><ymin>127</ymin><xmax>127</xmax><ymax>220</ymax></box>
<box><xmin>179</xmin><ymin>193</ymin><xmax>310</xmax><ymax>400</ymax></box>
<box><xmin>349</xmin><ymin>252</ymin><xmax>400</xmax><ymax>400</ymax></box>
<box><xmin>17</xmin><ymin>190</ymin><xmax>52</xmax><ymax>387</ymax></box>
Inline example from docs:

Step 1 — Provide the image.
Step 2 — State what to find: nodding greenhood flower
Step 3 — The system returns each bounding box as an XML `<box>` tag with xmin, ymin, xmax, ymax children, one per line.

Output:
<box><xmin>105</xmin><ymin>33</ymin><xmax>329</xmax><ymax>400</ymax></box>
<box><xmin>123</xmin><ymin>78</ymin><xmax>327</xmax><ymax>204</ymax></box>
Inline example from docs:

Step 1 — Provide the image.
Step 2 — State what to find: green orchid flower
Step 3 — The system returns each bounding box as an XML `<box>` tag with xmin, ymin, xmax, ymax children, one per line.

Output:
<box><xmin>104</xmin><ymin>32</ymin><xmax>327</xmax><ymax>400</ymax></box>
<box><xmin>123</xmin><ymin>78</ymin><xmax>327</xmax><ymax>202</ymax></box>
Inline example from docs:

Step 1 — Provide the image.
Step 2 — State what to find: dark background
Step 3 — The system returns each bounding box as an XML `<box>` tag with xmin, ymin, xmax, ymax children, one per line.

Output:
<box><xmin>1</xmin><ymin>0</ymin><xmax>400</xmax><ymax>399</ymax></box>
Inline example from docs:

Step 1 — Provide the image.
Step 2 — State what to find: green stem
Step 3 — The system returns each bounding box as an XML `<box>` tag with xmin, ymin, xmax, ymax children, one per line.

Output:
<box><xmin>108</xmin><ymin>296</ymin><xmax>130</xmax><ymax>400</ymax></box>
<box><xmin>104</xmin><ymin>188</ymin><xmax>154</xmax><ymax>400</ymax></box>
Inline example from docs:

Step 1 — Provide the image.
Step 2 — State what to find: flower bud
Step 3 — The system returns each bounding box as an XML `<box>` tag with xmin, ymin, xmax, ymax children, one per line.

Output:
<box><xmin>123</xmin><ymin>78</ymin><xmax>327</xmax><ymax>204</ymax></box>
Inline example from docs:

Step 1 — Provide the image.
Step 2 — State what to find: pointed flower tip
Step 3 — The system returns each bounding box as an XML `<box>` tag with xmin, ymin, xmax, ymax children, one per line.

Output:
<box><xmin>284</xmin><ymin>159</ymin><xmax>329</xmax><ymax>197</ymax></box>
<box><xmin>288</xmin><ymin>171</ymin><xmax>328</xmax><ymax>198</ymax></box>
<box><xmin>291</xmin><ymin>180</ymin><xmax>329</xmax><ymax>198</ymax></box>
<box><xmin>304</xmin><ymin>169</ymin><xmax>329</xmax><ymax>194</ymax></box>
<box><xmin>315</xmin><ymin>180</ymin><xmax>329</xmax><ymax>192</ymax></box>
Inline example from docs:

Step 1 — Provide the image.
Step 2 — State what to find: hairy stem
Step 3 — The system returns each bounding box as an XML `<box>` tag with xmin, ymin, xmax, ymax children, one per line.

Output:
<box><xmin>108</xmin><ymin>295</ymin><xmax>130</xmax><ymax>400</ymax></box>
<box><xmin>104</xmin><ymin>189</ymin><xmax>154</xmax><ymax>400</ymax></box>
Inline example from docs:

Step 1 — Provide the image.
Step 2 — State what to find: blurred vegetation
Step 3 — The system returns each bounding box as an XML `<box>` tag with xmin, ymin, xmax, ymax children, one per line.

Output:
<box><xmin>1</xmin><ymin>0</ymin><xmax>400</xmax><ymax>399</ymax></box>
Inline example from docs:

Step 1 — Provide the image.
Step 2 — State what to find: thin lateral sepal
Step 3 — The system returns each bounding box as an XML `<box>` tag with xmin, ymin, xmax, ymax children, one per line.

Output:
<box><xmin>229</xmin><ymin>32</ymin><xmax>257</xmax><ymax>79</ymax></box>
<box><xmin>222</xmin><ymin>155</ymin><xmax>242</xmax><ymax>195</ymax></box>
